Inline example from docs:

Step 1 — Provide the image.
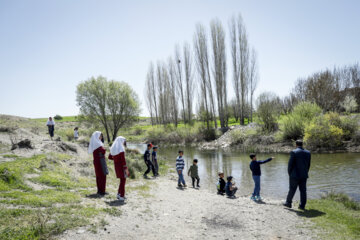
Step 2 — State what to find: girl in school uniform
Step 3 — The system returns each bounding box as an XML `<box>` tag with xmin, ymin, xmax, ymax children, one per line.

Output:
<box><xmin>88</xmin><ymin>131</ymin><xmax>108</xmax><ymax>196</ymax></box>
<box><xmin>108</xmin><ymin>136</ymin><xmax>129</xmax><ymax>201</ymax></box>
<box><xmin>46</xmin><ymin>117</ymin><xmax>55</xmax><ymax>139</ymax></box>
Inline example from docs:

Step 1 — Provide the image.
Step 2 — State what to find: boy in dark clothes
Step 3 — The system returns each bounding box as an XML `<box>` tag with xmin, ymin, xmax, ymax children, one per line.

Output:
<box><xmin>152</xmin><ymin>146</ymin><xmax>159</xmax><ymax>176</ymax></box>
<box><xmin>249</xmin><ymin>153</ymin><xmax>274</xmax><ymax>201</ymax></box>
<box><xmin>225</xmin><ymin>176</ymin><xmax>237</xmax><ymax>198</ymax></box>
<box><xmin>143</xmin><ymin>144</ymin><xmax>155</xmax><ymax>178</ymax></box>
<box><xmin>217</xmin><ymin>172</ymin><xmax>226</xmax><ymax>195</ymax></box>
<box><xmin>188</xmin><ymin>159</ymin><xmax>200</xmax><ymax>188</ymax></box>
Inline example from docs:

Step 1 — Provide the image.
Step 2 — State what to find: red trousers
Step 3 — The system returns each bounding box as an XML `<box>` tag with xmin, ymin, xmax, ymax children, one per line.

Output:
<box><xmin>118</xmin><ymin>178</ymin><xmax>126</xmax><ymax>197</ymax></box>
<box><xmin>94</xmin><ymin>160</ymin><xmax>107</xmax><ymax>194</ymax></box>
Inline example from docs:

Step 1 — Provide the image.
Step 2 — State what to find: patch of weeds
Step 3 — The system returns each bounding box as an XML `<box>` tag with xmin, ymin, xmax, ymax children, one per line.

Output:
<box><xmin>103</xmin><ymin>207</ymin><xmax>122</xmax><ymax>217</ymax></box>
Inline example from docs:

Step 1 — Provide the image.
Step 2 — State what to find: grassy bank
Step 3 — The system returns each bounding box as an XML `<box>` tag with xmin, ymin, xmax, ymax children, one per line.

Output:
<box><xmin>303</xmin><ymin>193</ymin><xmax>360</xmax><ymax>240</ymax></box>
<box><xmin>0</xmin><ymin>150</ymin><xmax>168</xmax><ymax>240</ymax></box>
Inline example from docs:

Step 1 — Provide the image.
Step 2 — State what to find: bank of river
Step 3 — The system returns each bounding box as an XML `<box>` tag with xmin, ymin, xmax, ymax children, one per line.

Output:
<box><xmin>129</xmin><ymin>143</ymin><xmax>360</xmax><ymax>201</ymax></box>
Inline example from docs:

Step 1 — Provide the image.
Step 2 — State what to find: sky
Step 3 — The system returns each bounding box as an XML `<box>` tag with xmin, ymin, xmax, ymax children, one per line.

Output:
<box><xmin>0</xmin><ymin>0</ymin><xmax>359</xmax><ymax>118</ymax></box>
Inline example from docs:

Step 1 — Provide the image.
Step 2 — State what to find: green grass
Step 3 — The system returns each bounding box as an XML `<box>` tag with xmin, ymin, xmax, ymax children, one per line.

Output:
<box><xmin>306</xmin><ymin>193</ymin><xmax>360</xmax><ymax>240</ymax></box>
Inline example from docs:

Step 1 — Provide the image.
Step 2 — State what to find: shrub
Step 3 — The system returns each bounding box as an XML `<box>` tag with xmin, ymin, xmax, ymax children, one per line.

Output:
<box><xmin>281</xmin><ymin>102</ymin><xmax>322</xmax><ymax>140</ymax></box>
<box><xmin>132</xmin><ymin>126</ymin><xmax>143</xmax><ymax>136</ymax></box>
<box><xmin>54</xmin><ymin>115</ymin><xmax>63</xmax><ymax>120</ymax></box>
<box><xmin>304</xmin><ymin>114</ymin><xmax>344</xmax><ymax>148</ymax></box>
<box><xmin>339</xmin><ymin>116</ymin><xmax>358</xmax><ymax>140</ymax></box>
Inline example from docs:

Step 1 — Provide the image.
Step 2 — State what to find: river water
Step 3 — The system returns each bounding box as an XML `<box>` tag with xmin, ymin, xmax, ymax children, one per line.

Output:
<box><xmin>128</xmin><ymin>144</ymin><xmax>360</xmax><ymax>201</ymax></box>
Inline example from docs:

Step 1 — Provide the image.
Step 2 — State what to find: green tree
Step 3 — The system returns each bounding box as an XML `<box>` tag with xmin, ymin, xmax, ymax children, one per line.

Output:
<box><xmin>256</xmin><ymin>92</ymin><xmax>281</xmax><ymax>132</ymax></box>
<box><xmin>76</xmin><ymin>76</ymin><xmax>140</xmax><ymax>143</ymax></box>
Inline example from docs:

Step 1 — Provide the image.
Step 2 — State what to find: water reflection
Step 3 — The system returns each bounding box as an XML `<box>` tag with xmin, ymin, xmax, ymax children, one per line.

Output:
<box><xmin>128</xmin><ymin>144</ymin><xmax>360</xmax><ymax>201</ymax></box>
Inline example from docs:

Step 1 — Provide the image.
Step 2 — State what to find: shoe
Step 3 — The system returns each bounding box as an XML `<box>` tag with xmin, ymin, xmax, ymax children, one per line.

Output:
<box><xmin>178</xmin><ymin>184</ymin><xmax>182</xmax><ymax>187</ymax></box>
<box><xmin>283</xmin><ymin>202</ymin><xmax>292</xmax><ymax>208</ymax></box>
<box><xmin>256</xmin><ymin>196</ymin><xmax>262</xmax><ymax>201</ymax></box>
<box><xmin>197</xmin><ymin>185</ymin><xmax>200</xmax><ymax>188</ymax></box>
<box><xmin>117</xmin><ymin>194</ymin><xmax>125</xmax><ymax>201</ymax></box>
<box><xmin>250</xmin><ymin>196</ymin><xmax>256</xmax><ymax>201</ymax></box>
<box><xmin>298</xmin><ymin>205</ymin><xmax>305</xmax><ymax>210</ymax></box>
<box><xmin>98</xmin><ymin>192</ymin><xmax>108</xmax><ymax>196</ymax></box>
<box><xmin>192</xmin><ymin>185</ymin><xmax>195</xmax><ymax>188</ymax></box>
<box><xmin>183</xmin><ymin>184</ymin><xmax>187</xmax><ymax>188</ymax></box>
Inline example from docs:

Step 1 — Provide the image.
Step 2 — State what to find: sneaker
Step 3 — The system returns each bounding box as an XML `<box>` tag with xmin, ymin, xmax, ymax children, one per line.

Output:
<box><xmin>178</xmin><ymin>184</ymin><xmax>182</xmax><ymax>187</ymax></box>
<box><xmin>256</xmin><ymin>196</ymin><xmax>262</xmax><ymax>201</ymax></box>
<box><xmin>183</xmin><ymin>184</ymin><xmax>187</xmax><ymax>188</ymax></box>
<box><xmin>117</xmin><ymin>194</ymin><xmax>125</xmax><ymax>201</ymax></box>
<box><xmin>283</xmin><ymin>202</ymin><xmax>292</xmax><ymax>208</ymax></box>
<box><xmin>250</xmin><ymin>196</ymin><xmax>256</xmax><ymax>201</ymax></box>
<box><xmin>197</xmin><ymin>185</ymin><xmax>200</xmax><ymax>188</ymax></box>
<box><xmin>192</xmin><ymin>185</ymin><xmax>195</xmax><ymax>188</ymax></box>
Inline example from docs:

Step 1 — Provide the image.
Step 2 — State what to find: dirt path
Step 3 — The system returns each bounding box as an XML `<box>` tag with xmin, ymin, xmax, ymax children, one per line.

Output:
<box><xmin>60</xmin><ymin>174</ymin><xmax>316</xmax><ymax>240</ymax></box>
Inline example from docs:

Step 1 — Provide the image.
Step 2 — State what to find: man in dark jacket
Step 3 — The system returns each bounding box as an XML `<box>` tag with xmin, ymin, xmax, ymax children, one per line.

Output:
<box><xmin>283</xmin><ymin>140</ymin><xmax>311</xmax><ymax>210</ymax></box>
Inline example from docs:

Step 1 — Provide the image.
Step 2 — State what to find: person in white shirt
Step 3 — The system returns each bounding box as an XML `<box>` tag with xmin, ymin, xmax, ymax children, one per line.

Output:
<box><xmin>46</xmin><ymin>117</ymin><xmax>55</xmax><ymax>140</ymax></box>
<box><xmin>74</xmin><ymin>127</ymin><xmax>79</xmax><ymax>140</ymax></box>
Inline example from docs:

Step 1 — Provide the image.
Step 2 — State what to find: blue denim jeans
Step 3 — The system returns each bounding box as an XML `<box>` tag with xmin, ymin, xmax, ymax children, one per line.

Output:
<box><xmin>178</xmin><ymin>170</ymin><xmax>186</xmax><ymax>185</ymax></box>
<box><xmin>252</xmin><ymin>175</ymin><xmax>261</xmax><ymax>197</ymax></box>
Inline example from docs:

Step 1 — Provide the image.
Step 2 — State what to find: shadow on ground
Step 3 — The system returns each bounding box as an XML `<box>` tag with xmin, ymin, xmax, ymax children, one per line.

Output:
<box><xmin>105</xmin><ymin>200</ymin><xmax>126</xmax><ymax>206</ymax></box>
<box><xmin>286</xmin><ymin>208</ymin><xmax>326</xmax><ymax>218</ymax></box>
<box><xmin>86</xmin><ymin>193</ymin><xmax>104</xmax><ymax>199</ymax></box>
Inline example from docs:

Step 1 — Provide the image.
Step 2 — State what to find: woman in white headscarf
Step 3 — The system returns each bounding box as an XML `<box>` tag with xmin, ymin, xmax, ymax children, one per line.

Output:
<box><xmin>88</xmin><ymin>131</ymin><xmax>108</xmax><ymax>195</ymax></box>
<box><xmin>109</xmin><ymin>136</ymin><xmax>129</xmax><ymax>201</ymax></box>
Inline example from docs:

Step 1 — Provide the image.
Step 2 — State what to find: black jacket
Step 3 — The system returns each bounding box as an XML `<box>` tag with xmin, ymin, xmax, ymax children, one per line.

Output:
<box><xmin>288</xmin><ymin>147</ymin><xmax>311</xmax><ymax>179</ymax></box>
<box><xmin>249</xmin><ymin>158</ymin><xmax>272</xmax><ymax>176</ymax></box>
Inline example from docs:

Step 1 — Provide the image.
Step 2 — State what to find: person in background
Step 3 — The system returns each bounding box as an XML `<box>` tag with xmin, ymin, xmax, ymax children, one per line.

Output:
<box><xmin>283</xmin><ymin>140</ymin><xmax>311</xmax><ymax>210</ymax></box>
<box><xmin>152</xmin><ymin>146</ymin><xmax>159</xmax><ymax>176</ymax></box>
<box><xmin>46</xmin><ymin>117</ymin><xmax>55</xmax><ymax>140</ymax></box>
<box><xmin>74</xmin><ymin>127</ymin><xmax>79</xmax><ymax>140</ymax></box>
<box><xmin>249</xmin><ymin>154</ymin><xmax>274</xmax><ymax>201</ymax></box>
<box><xmin>217</xmin><ymin>172</ymin><xmax>226</xmax><ymax>195</ymax></box>
<box><xmin>188</xmin><ymin>159</ymin><xmax>200</xmax><ymax>188</ymax></box>
<box><xmin>88</xmin><ymin>131</ymin><xmax>109</xmax><ymax>196</ymax></box>
<box><xmin>225</xmin><ymin>176</ymin><xmax>237</xmax><ymax>198</ymax></box>
<box><xmin>143</xmin><ymin>143</ymin><xmax>155</xmax><ymax>178</ymax></box>
<box><xmin>176</xmin><ymin>150</ymin><xmax>186</xmax><ymax>188</ymax></box>
<box><xmin>109</xmin><ymin>136</ymin><xmax>129</xmax><ymax>201</ymax></box>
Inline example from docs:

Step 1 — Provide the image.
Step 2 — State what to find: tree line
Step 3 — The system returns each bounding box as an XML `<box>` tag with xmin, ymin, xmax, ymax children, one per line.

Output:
<box><xmin>144</xmin><ymin>14</ymin><xmax>259</xmax><ymax>130</ymax></box>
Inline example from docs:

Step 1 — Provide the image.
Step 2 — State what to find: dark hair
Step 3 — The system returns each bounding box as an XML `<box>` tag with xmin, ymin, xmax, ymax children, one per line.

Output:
<box><xmin>227</xmin><ymin>176</ymin><xmax>233</xmax><ymax>182</ymax></box>
<box><xmin>249</xmin><ymin>153</ymin><xmax>256</xmax><ymax>159</ymax></box>
<box><xmin>147</xmin><ymin>143</ymin><xmax>152</xmax><ymax>147</ymax></box>
<box><xmin>74</xmin><ymin>127</ymin><xmax>78</xmax><ymax>131</ymax></box>
<box><xmin>218</xmin><ymin>172</ymin><xmax>224</xmax><ymax>176</ymax></box>
<box><xmin>193</xmin><ymin>159</ymin><xmax>198</xmax><ymax>163</ymax></box>
<box><xmin>296</xmin><ymin>140</ymin><xmax>303</xmax><ymax>147</ymax></box>
<box><xmin>153</xmin><ymin>146</ymin><xmax>158</xmax><ymax>149</ymax></box>
<box><xmin>178</xmin><ymin>150</ymin><xmax>183</xmax><ymax>154</ymax></box>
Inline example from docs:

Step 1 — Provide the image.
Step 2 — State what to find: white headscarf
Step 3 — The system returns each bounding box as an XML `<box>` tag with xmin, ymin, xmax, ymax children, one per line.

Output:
<box><xmin>46</xmin><ymin>119</ymin><xmax>55</xmax><ymax>126</ymax></box>
<box><xmin>110</xmin><ymin>136</ymin><xmax>126</xmax><ymax>156</ymax></box>
<box><xmin>88</xmin><ymin>131</ymin><xmax>104</xmax><ymax>154</ymax></box>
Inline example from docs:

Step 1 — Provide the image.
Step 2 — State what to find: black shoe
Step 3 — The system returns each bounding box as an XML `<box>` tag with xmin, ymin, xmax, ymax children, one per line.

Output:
<box><xmin>298</xmin><ymin>205</ymin><xmax>305</xmax><ymax>210</ymax></box>
<box><xmin>98</xmin><ymin>192</ymin><xmax>108</xmax><ymax>196</ymax></box>
<box><xmin>178</xmin><ymin>184</ymin><xmax>182</xmax><ymax>187</ymax></box>
<box><xmin>197</xmin><ymin>185</ymin><xmax>200</xmax><ymax>188</ymax></box>
<box><xmin>192</xmin><ymin>185</ymin><xmax>195</xmax><ymax>188</ymax></box>
<box><xmin>283</xmin><ymin>202</ymin><xmax>292</xmax><ymax>208</ymax></box>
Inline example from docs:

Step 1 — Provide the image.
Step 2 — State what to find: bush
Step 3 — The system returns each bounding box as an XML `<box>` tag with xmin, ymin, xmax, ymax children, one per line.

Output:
<box><xmin>281</xmin><ymin>102</ymin><xmax>322</xmax><ymax>140</ymax></box>
<box><xmin>339</xmin><ymin>116</ymin><xmax>358</xmax><ymax>140</ymax></box>
<box><xmin>54</xmin><ymin>115</ymin><xmax>63</xmax><ymax>120</ymax></box>
<box><xmin>304</xmin><ymin>114</ymin><xmax>344</xmax><ymax>148</ymax></box>
<box><xmin>256</xmin><ymin>92</ymin><xmax>281</xmax><ymax>132</ymax></box>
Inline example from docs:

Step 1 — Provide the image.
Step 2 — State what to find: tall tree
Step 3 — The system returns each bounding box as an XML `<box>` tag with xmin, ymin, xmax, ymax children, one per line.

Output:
<box><xmin>148</xmin><ymin>62</ymin><xmax>159</xmax><ymax>124</ymax></box>
<box><xmin>194</xmin><ymin>24</ymin><xmax>212</xmax><ymax>129</ymax></box>
<box><xmin>183</xmin><ymin>42</ymin><xmax>194</xmax><ymax>123</ymax></box>
<box><xmin>249</xmin><ymin>48</ymin><xmax>258</xmax><ymax>122</ymax></box>
<box><xmin>175</xmin><ymin>45</ymin><xmax>186</xmax><ymax>124</ymax></box>
<box><xmin>210</xmin><ymin>18</ymin><xmax>227</xmax><ymax>128</ymax></box>
<box><xmin>167</xmin><ymin>57</ymin><xmax>179</xmax><ymax>127</ymax></box>
<box><xmin>230</xmin><ymin>14</ymin><xmax>250</xmax><ymax>125</ymax></box>
<box><xmin>76</xmin><ymin>76</ymin><xmax>140</xmax><ymax>142</ymax></box>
